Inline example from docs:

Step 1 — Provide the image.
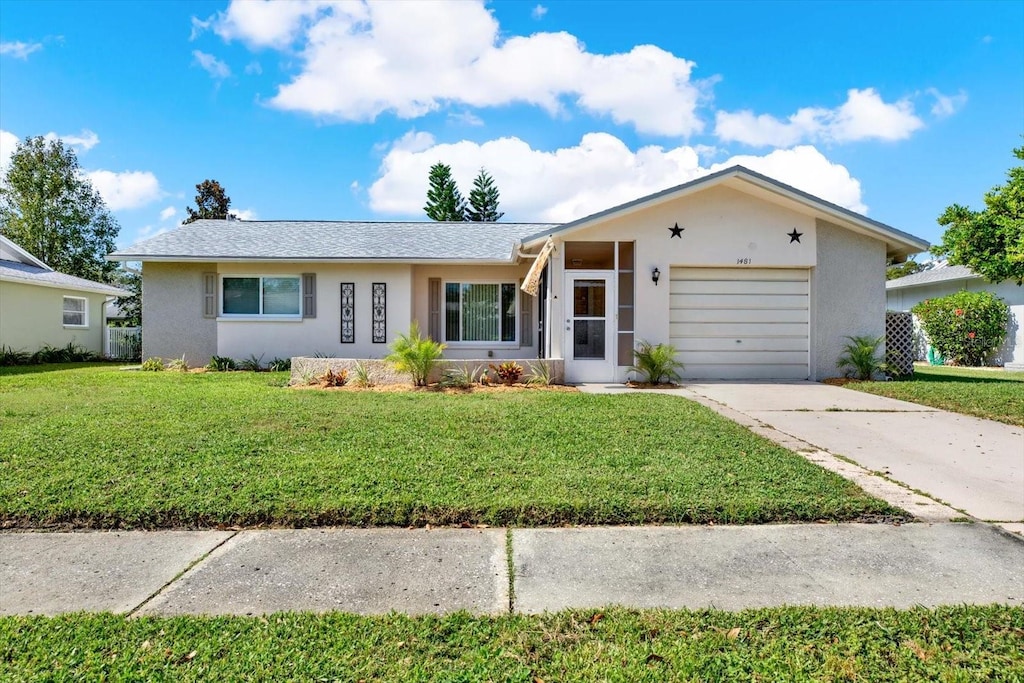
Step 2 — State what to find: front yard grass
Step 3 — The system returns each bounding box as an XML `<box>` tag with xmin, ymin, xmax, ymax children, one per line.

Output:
<box><xmin>0</xmin><ymin>364</ymin><xmax>899</xmax><ymax>528</ymax></box>
<box><xmin>846</xmin><ymin>364</ymin><xmax>1024</xmax><ymax>426</ymax></box>
<box><xmin>2</xmin><ymin>606</ymin><xmax>1021</xmax><ymax>680</ymax></box>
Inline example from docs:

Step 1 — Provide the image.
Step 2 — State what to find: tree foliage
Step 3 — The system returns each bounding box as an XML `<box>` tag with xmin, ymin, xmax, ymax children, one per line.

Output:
<box><xmin>0</xmin><ymin>136</ymin><xmax>119</xmax><ymax>282</ymax></box>
<box><xmin>886</xmin><ymin>258</ymin><xmax>923</xmax><ymax>281</ymax></box>
<box><xmin>931</xmin><ymin>146</ymin><xmax>1024</xmax><ymax>285</ymax></box>
<box><xmin>467</xmin><ymin>168</ymin><xmax>504</xmax><ymax>222</ymax></box>
<box><xmin>184</xmin><ymin>179</ymin><xmax>235</xmax><ymax>224</ymax></box>
<box><xmin>113</xmin><ymin>268</ymin><xmax>142</xmax><ymax>327</ymax></box>
<box><xmin>912</xmin><ymin>291</ymin><xmax>1009</xmax><ymax>366</ymax></box>
<box><xmin>424</xmin><ymin>163</ymin><xmax>466</xmax><ymax>222</ymax></box>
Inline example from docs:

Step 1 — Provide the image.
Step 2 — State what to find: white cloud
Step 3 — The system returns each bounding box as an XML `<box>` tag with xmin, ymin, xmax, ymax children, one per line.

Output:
<box><xmin>233</xmin><ymin>208</ymin><xmax>258</xmax><ymax>220</ymax></box>
<box><xmin>212</xmin><ymin>0</ymin><xmax>709</xmax><ymax>136</ymax></box>
<box><xmin>190</xmin><ymin>15</ymin><xmax>213</xmax><ymax>41</ymax></box>
<box><xmin>85</xmin><ymin>170</ymin><xmax>163</xmax><ymax>211</ymax></box>
<box><xmin>715</xmin><ymin>88</ymin><xmax>924</xmax><ymax>147</ymax></box>
<box><xmin>43</xmin><ymin>129</ymin><xmax>100</xmax><ymax>152</ymax></box>
<box><xmin>927</xmin><ymin>88</ymin><xmax>968</xmax><ymax>118</ymax></box>
<box><xmin>159</xmin><ymin>206</ymin><xmax>178</xmax><ymax>221</ymax></box>
<box><xmin>0</xmin><ymin>129</ymin><xmax>18</xmax><ymax>170</ymax></box>
<box><xmin>244</xmin><ymin>60</ymin><xmax>263</xmax><ymax>75</ymax></box>
<box><xmin>368</xmin><ymin>133</ymin><xmax>866</xmax><ymax>222</ymax></box>
<box><xmin>447</xmin><ymin>110</ymin><xmax>484</xmax><ymax>126</ymax></box>
<box><xmin>531</xmin><ymin>4</ymin><xmax>548</xmax><ymax>19</ymax></box>
<box><xmin>192</xmin><ymin>50</ymin><xmax>231</xmax><ymax>80</ymax></box>
<box><xmin>0</xmin><ymin>40</ymin><xmax>43</xmax><ymax>59</ymax></box>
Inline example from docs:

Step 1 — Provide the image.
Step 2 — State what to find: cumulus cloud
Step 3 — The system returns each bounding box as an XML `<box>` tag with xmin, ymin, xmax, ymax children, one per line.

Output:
<box><xmin>233</xmin><ymin>207</ymin><xmax>258</xmax><ymax>220</ymax></box>
<box><xmin>715</xmin><ymin>88</ymin><xmax>924</xmax><ymax>147</ymax></box>
<box><xmin>159</xmin><ymin>206</ymin><xmax>178</xmax><ymax>221</ymax></box>
<box><xmin>927</xmin><ymin>88</ymin><xmax>968</xmax><ymax>118</ymax></box>
<box><xmin>85</xmin><ymin>170</ymin><xmax>163</xmax><ymax>211</ymax></box>
<box><xmin>211</xmin><ymin>0</ymin><xmax>709</xmax><ymax>136</ymax></box>
<box><xmin>0</xmin><ymin>129</ymin><xmax>18</xmax><ymax>170</ymax></box>
<box><xmin>368</xmin><ymin>132</ymin><xmax>866</xmax><ymax>222</ymax></box>
<box><xmin>192</xmin><ymin>50</ymin><xmax>231</xmax><ymax>80</ymax></box>
<box><xmin>43</xmin><ymin>129</ymin><xmax>100</xmax><ymax>151</ymax></box>
<box><xmin>0</xmin><ymin>40</ymin><xmax>43</xmax><ymax>59</ymax></box>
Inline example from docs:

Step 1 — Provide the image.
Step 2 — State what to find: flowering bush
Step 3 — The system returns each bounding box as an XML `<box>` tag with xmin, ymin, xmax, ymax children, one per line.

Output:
<box><xmin>911</xmin><ymin>291</ymin><xmax>1008</xmax><ymax>366</ymax></box>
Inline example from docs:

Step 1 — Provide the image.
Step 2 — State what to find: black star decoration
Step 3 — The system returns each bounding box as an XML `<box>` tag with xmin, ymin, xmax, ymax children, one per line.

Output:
<box><xmin>787</xmin><ymin>228</ymin><xmax>803</xmax><ymax>243</ymax></box>
<box><xmin>668</xmin><ymin>222</ymin><xmax>684</xmax><ymax>238</ymax></box>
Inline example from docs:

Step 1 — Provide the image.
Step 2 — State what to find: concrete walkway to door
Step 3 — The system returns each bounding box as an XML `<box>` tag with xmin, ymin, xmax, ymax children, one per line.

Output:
<box><xmin>579</xmin><ymin>382</ymin><xmax>1024</xmax><ymax>526</ymax></box>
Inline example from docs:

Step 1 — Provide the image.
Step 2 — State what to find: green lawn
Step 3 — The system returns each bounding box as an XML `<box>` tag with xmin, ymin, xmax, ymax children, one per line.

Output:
<box><xmin>0</xmin><ymin>364</ymin><xmax>899</xmax><ymax>529</ymax></box>
<box><xmin>2</xmin><ymin>607</ymin><xmax>1021</xmax><ymax>681</ymax></box>
<box><xmin>846</xmin><ymin>364</ymin><xmax>1024</xmax><ymax>426</ymax></box>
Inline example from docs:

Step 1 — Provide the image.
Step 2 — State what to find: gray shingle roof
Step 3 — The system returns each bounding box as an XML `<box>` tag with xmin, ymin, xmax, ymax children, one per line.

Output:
<box><xmin>0</xmin><ymin>259</ymin><xmax>129</xmax><ymax>296</ymax></box>
<box><xmin>109</xmin><ymin>220</ymin><xmax>558</xmax><ymax>262</ymax></box>
<box><xmin>885</xmin><ymin>265</ymin><xmax>978</xmax><ymax>290</ymax></box>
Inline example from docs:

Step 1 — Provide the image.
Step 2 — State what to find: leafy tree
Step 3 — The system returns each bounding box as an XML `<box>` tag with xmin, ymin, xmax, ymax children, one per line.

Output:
<box><xmin>184</xmin><ymin>179</ymin><xmax>235</xmax><ymax>224</ymax></box>
<box><xmin>0</xmin><ymin>135</ymin><xmax>119</xmax><ymax>282</ymax></box>
<box><xmin>932</xmin><ymin>146</ymin><xmax>1024</xmax><ymax>285</ymax></box>
<box><xmin>886</xmin><ymin>258</ymin><xmax>923</xmax><ymax>280</ymax></box>
<box><xmin>467</xmin><ymin>168</ymin><xmax>504</xmax><ymax>222</ymax></box>
<box><xmin>912</xmin><ymin>291</ymin><xmax>1009</xmax><ymax>366</ymax></box>
<box><xmin>114</xmin><ymin>267</ymin><xmax>142</xmax><ymax>327</ymax></box>
<box><xmin>423</xmin><ymin>163</ymin><xmax>466</xmax><ymax>222</ymax></box>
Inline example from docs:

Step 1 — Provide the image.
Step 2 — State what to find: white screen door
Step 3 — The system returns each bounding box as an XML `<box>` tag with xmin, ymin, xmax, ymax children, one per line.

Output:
<box><xmin>564</xmin><ymin>272</ymin><xmax>615</xmax><ymax>382</ymax></box>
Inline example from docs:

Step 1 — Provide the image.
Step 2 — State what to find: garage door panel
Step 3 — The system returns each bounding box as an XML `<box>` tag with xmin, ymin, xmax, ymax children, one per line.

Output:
<box><xmin>673</xmin><ymin>336</ymin><xmax>810</xmax><ymax>352</ymax></box>
<box><xmin>681</xmin><ymin>350</ymin><xmax>809</xmax><ymax>365</ymax></box>
<box><xmin>669</xmin><ymin>267</ymin><xmax>808</xmax><ymax>282</ymax></box>
<box><xmin>670</xmin><ymin>280</ymin><xmax>808</xmax><ymax>295</ymax></box>
<box><xmin>671</xmin><ymin>306</ymin><xmax>808</xmax><ymax>324</ymax></box>
<box><xmin>682</xmin><ymin>363</ymin><xmax>809</xmax><ymax>380</ymax></box>
<box><xmin>670</xmin><ymin>322</ymin><xmax>808</xmax><ymax>338</ymax></box>
<box><xmin>670</xmin><ymin>293</ymin><xmax>808</xmax><ymax>309</ymax></box>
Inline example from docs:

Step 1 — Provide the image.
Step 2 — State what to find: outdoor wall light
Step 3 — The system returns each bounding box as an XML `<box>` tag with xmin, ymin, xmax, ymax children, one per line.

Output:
<box><xmin>652</xmin><ymin>267</ymin><xmax>661</xmax><ymax>285</ymax></box>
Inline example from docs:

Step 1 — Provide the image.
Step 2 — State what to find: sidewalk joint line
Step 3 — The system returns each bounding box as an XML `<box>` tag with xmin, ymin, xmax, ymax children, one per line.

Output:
<box><xmin>126</xmin><ymin>530</ymin><xmax>240</xmax><ymax>617</ymax></box>
<box><xmin>505</xmin><ymin>528</ymin><xmax>515</xmax><ymax>614</ymax></box>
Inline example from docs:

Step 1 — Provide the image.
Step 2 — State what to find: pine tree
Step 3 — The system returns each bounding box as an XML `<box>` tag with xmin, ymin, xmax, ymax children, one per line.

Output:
<box><xmin>466</xmin><ymin>168</ymin><xmax>504</xmax><ymax>222</ymax></box>
<box><xmin>423</xmin><ymin>163</ymin><xmax>466</xmax><ymax>221</ymax></box>
<box><xmin>184</xmin><ymin>179</ymin><xmax>235</xmax><ymax>224</ymax></box>
<box><xmin>0</xmin><ymin>135</ymin><xmax>119</xmax><ymax>282</ymax></box>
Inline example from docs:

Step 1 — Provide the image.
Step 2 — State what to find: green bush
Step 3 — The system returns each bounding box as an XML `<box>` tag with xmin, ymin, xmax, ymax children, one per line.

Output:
<box><xmin>835</xmin><ymin>335</ymin><xmax>886</xmax><ymax>380</ymax></box>
<box><xmin>239</xmin><ymin>354</ymin><xmax>264</xmax><ymax>372</ymax></box>
<box><xmin>438</xmin><ymin>363</ymin><xmax>483</xmax><ymax>389</ymax></box>
<box><xmin>912</xmin><ymin>291</ymin><xmax>1009</xmax><ymax>366</ymax></box>
<box><xmin>140</xmin><ymin>357</ymin><xmax>165</xmax><ymax>371</ymax></box>
<box><xmin>385</xmin><ymin>323</ymin><xmax>446</xmax><ymax>387</ymax></box>
<box><xmin>629</xmin><ymin>341</ymin><xmax>684</xmax><ymax>384</ymax></box>
<box><xmin>267</xmin><ymin>357</ymin><xmax>292</xmax><ymax>372</ymax></box>
<box><xmin>350</xmin><ymin>361</ymin><xmax>374</xmax><ymax>388</ymax></box>
<box><xmin>206</xmin><ymin>356</ymin><xmax>237</xmax><ymax>372</ymax></box>
<box><xmin>0</xmin><ymin>346</ymin><xmax>30</xmax><ymax>366</ymax></box>
<box><xmin>489</xmin><ymin>361</ymin><xmax>523</xmax><ymax>385</ymax></box>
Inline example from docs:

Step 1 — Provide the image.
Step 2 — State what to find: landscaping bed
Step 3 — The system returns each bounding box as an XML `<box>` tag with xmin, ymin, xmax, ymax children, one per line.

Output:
<box><xmin>0</xmin><ymin>364</ymin><xmax>901</xmax><ymax>529</ymax></box>
<box><xmin>843</xmin><ymin>364</ymin><xmax>1024</xmax><ymax>427</ymax></box>
<box><xmin>2</xmin><ymin>606</ymin><xmax>1021</xmax><ymax>680</ymax></box>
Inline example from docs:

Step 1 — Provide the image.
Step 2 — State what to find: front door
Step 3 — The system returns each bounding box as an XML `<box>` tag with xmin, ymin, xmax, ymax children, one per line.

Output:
<box><xmin>564</xmin><ymin>272</ymin><xmax>615</xmax><ymax>383</ymax></box>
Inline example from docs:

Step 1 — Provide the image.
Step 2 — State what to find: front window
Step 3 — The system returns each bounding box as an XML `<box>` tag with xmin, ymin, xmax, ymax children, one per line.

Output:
<box><xmin>62</xmin><ymin>296</ymin><xmax>87</xmax><ymax>326</ymax></box>
<box><xmin>445</xmin><ymin>282</ymin><xmax>517</xmax><ymax>343</ymax></box>
<box><xmin>222</xmin><ymin>276</ymin><xmax>300</xmax><ymax>316</ymax></box>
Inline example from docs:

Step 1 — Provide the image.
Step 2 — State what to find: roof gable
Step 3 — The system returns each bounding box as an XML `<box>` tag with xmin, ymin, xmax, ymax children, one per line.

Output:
<box><xmin>0</xmin><ymin>235</ymin><xmax>51</xmax><ymax>270</ymax></box>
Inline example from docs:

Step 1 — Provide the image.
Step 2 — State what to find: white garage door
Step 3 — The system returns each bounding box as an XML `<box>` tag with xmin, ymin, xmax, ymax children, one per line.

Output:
<box><xmin>670</xmin><ymin>267</ymin><xmax>809</xmax><ymax>380</ymax></box>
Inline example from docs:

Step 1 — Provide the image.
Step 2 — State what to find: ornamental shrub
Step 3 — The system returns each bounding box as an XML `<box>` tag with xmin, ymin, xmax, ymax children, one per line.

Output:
<box><xmin>911</xmin><ymin>291</ymin><xmax>1009</xmax><ymax>366</ymax></box>
<box><xmin>386</xmin><ymin>322</ymin><xmax>446</xmax><ymax>386</ymax></box>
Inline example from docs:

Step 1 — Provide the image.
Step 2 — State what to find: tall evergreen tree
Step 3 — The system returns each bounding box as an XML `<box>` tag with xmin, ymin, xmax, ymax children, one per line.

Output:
<box><xmin>0</xmin><ymin>135</ymin><xmax>119</xmax><ymax>282</ymax></box>
<box><xmin>423</xmin><ymin>163</ymin><xmax>466</xmax><ymax>221</ymax></box>
<box><xmin>184</xmin><ymin>179</ymin><xmax>235</xmax><ymax>224</ymax></box>
<box><xmin>466</xmin><ymin>168</ymin><xmax>504</xmax><ymax>222</ymax></box>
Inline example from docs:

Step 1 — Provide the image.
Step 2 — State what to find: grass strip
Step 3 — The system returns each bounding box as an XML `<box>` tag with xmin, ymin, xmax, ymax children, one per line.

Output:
<box><xmin>1</xmin><ymin>606</ymin><xmax>1021</xmax><ymax>681</ymax></box>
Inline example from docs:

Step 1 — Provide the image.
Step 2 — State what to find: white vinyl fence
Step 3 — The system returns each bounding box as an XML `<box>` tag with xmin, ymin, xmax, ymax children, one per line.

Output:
<box><xmin>106</xmin><ymin>326</ymin><xmax>141</xmax><ymax>360</ymax></box>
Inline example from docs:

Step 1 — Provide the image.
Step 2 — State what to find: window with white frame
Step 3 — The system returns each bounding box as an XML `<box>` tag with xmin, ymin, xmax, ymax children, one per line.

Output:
<box><xmin>62</xmin><ymin>296</ymin><xmax>87</xmax><ymax>326</ymax></box>
<box><xmin>221</xmin><ymin>276</ymin><xmax>301</xmax><ymax>317</ymax></box>
<box><xmin>444</xmin><ymin>282</ymin><xmax>517</xmax><ymax>343</ymax></box>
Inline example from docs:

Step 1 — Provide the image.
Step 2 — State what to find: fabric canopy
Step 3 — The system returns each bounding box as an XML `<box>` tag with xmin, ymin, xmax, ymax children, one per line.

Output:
<box><xmin>520</xmin><ymin>238</ymin><xmax>555</xmax><ymax>297</ymax></box>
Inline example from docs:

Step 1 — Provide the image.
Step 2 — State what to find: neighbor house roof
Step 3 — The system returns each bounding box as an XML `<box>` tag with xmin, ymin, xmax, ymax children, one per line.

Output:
<box><xmin>522</xmin><ymin>165</ymin><xmax>930</xmax><ymax>258</ymax></box>
<box><xmin>0</xmin><ymin>259</ymin><xmax>129</xmax><ymax>297</ymax></box>
<box><xmin>885</xmin><ymin>264</ymin><xmax>978</xmax><ymax>290</ymax></box>
<box><xmin>108</xmin><ymin>220</ymin><xmax>558</xmax><ymax>263</ymax></box>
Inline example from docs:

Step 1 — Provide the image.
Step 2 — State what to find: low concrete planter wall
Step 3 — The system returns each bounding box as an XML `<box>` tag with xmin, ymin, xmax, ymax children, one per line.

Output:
<box><xmin>291</xmin><ymin>357</ymin><xmax>564</xmax><ymax>386</ymax></box>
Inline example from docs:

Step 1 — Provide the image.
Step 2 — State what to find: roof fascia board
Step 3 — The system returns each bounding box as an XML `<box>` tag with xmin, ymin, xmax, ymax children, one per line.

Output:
<box><xmin>0</xmin><ymin>272</ymin><xmax>128</xmax><ymax>296</ymax></box>
<box><xmin>107</xmin><ymin>255</ymin><xmax>519</xmax><ymax>266</ymax></box>
<box><xmin>885</xmin><ymin>274</ymin><xmax>980</xmax><ymax>290</ymax></box>
<box><xmin>0</xmin><ymin>235</ymin><xmax>53</xmax><ymax>270</ymax></box>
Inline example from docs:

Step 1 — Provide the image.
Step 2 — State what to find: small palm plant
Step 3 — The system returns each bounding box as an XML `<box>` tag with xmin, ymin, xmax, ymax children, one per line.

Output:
<box><xmin>385</xmin><ymin>322</ymin><xmax>446</xmax><ymax>386</ymax></box>
<box><xmin>629</xmin><ymin>340</ymin><xmax>684</xmax><ymax>385</ymax></box>
<box><xmin>836</xmin><ymin>335</ymin><xmax>886</xmax><ymax>380</ymax></box>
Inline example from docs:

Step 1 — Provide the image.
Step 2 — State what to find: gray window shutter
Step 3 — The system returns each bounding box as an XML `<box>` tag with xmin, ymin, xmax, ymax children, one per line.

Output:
<box><xmin>202</xmin><ymin>273</ymin><xmax>217</xmax><ymax>318</ymax></box>
<box><xmin>519</xmin><ymin>279</ymin><xmax>534</xmax><ymax>347</ymax></box>
<box><xmin>302</xmin><ymin>273</ymin><xmax>316</xmax><ymax>318</ymax></box>
<box><xmin>428</xmin><ymin>278</ymin><xmax>441</xmax><ymax>341</ymax></box>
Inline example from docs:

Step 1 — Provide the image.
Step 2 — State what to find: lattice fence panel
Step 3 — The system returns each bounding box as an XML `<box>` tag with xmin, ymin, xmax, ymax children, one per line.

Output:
<box><xmin>886</xmin><ymin>311</ymin><xmax>915</xmax><ymax>376</ymax></box>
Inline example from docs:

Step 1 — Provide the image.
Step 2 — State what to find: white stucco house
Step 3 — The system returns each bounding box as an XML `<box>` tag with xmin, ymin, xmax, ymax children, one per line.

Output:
<box><xmin>887</xmin><ymin>264</ymin><xmax>1024</xmax><ymax>370</ymax></box>
<box><xmin>0</xmin><ymin>235</ymin><xmax>128</xmax><ymax>355</ymax></box>
<box><xmin>108</xmin><ymin>166</ymin><xmax>928</xmax><ymax>383</ymax></box>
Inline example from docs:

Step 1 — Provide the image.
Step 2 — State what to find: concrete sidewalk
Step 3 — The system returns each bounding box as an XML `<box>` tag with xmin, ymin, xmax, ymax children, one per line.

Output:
<box><xmin>2</xmin><ymin>524</ymin><xmax>1022</xmax><ymax>616</ymax></box>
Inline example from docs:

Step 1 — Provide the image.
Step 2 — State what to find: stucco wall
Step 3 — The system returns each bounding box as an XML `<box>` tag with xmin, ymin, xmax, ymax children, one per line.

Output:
<box><xmin>812</xmin><ymin>219</ymin><xmax>887</xmax><ymax>380</ymax></box>
<box><xmin>0</xmin><ymin>281</ymin><xmax>108</xmax><ymax>354</ymax></box>
<box><xmin>142</xmin><ymin>261</ymin><xmax>217</xmax><ymax>364</ymax></box>
<box><xmin>887</xmin><ymin>278</ymin><xmax>1023</xmax><ymax>367</ymax></box>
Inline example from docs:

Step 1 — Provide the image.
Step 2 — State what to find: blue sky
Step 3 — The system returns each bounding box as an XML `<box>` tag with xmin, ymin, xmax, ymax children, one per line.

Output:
<box><xmin>1</xmin><ymin>0</ymin><xmax>1021</xmax><ymax>254</ymax></box>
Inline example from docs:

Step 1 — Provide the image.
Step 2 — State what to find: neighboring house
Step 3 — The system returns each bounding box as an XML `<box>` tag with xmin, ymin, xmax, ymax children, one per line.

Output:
<box><xmin>108</xmin><ymin>166</ymin><xmax>928</xmax><ymax>382</ymax></box>
<box><xmin>887</xmin><ymin>264</ymin><xmax>1023</xmax><ymax>370</ymax></box>
<box><xmin>0</xmin><ymin>235</ymin><xmax>128</xmax><ymax>355</ymax></box>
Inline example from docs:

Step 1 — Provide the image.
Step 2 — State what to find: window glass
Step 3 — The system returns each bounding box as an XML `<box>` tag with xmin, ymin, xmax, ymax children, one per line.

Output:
<box><xmin>565</xmin><ymin>242</ymin><xmax>614</xmax><ymax>269</ymax></box>
<box><xmin>445</xmin><ymin>283</ymin><xmax>460</xmax><ymax>342</ymax></box>
<box><xmin>500</xmin><ymin>284</ymin><xmax>516</xmax><ymax>342</ymax></box>
<box><xmin>223</xmin><ymin>277</ymin><xmax>260</xmax><ymax>314</ymax></box>
<box><xmin>462</xmin><ymin>283</ymin><xmax>499</xmax><ymax>341</ymax></box>
<box><xmin>262</xmin><ymin>277</ymin><xmax>300</xmax><ymax>315</ymax></box>
<box><xmin>62</xmin><ymin>297</ymin><xmax>85</xmax><ymax>326</ymax></box>
<box><xmin>444</xmin><ymin>282</ymin><xmax>517</xmax><ymax>343</ymax></box>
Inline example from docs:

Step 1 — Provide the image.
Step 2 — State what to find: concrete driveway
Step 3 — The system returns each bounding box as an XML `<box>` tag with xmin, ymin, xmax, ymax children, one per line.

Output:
<box><xmin>682</xmin><ymin>381</ymin><xmax>1024</xmax><ymax>523</ymax></box>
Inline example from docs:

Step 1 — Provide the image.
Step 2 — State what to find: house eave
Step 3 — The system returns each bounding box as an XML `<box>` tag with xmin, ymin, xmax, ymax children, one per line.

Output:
<box><xmin>107</xmin><ymin>255</ymin><xmax>521</xmax><ymax>266</ymax></box>
<box><xmin>0</xmin><ymin>272</ymin><xmax>129</xmax><ymax>297</ymax></box>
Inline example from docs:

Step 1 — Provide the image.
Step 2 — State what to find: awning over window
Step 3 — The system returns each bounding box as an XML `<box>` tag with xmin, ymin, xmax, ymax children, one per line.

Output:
<box><xmin>520</xmin><ymin>238</ymin><xmax>555</xmax><ymax>297</ymax></box>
